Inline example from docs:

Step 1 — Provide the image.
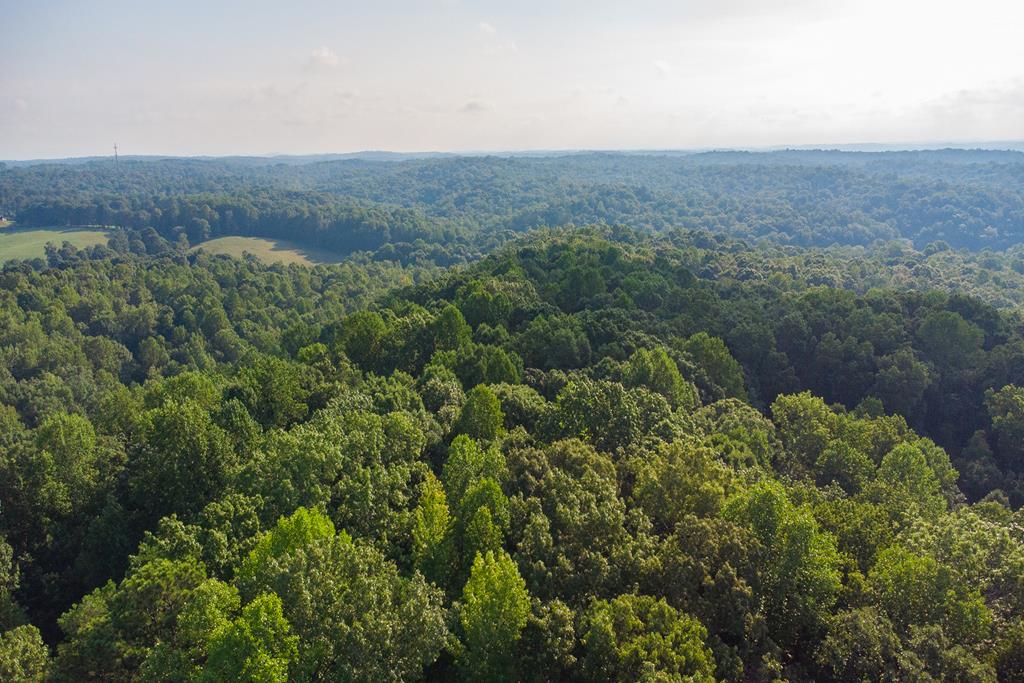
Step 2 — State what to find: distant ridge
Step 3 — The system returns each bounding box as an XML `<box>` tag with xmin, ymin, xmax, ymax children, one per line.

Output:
<box><xmin>0</xmin><ymin>151</ymin><xmax>455</xmax><ymax>167</ymax></box>
<box><xmin>5</xmin><ymin>140</ymin><xmax>1024</xmax><ymax>166</ymax></box>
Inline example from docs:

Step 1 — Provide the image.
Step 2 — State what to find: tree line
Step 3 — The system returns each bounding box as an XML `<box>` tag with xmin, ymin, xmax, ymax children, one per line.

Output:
<box><xmin>4</xmin><ymin>149</ymin><xmax>1024</xmax><ymax>255</ymax></box>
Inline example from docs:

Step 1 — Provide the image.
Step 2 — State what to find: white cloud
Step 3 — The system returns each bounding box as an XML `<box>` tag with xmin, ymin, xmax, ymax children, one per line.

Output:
<box><xmin>476</xmin><ymin>20</ymin><xmax>517</xmax><ymax>54</ymax></box>
<box><xmin>308</xmin><ymin>46</ymin><xmax>342</xmax><ymax>68</ymax></box>
<box><xmin>14</xmin><ymin>98</ymin><xmax>29</xmax><ymax>111</ymax></box>
<box><xmin>917</xmin><ymin>80</ymin><xmax>1024</xmax><ymax>139</ymax></box>
<box><xmin>460</xmin><ymin>100</ymin><xmax>491</xmax><ymax>114</ymax></box>
<box><xmin>239</xmin><ymin>82</ymin><xmax>306</xmax><ymax>106</ymax></box>
<box><xmin>653</xmin><ymin>61</ymin><xmax>672</xmax><ymax>79</ymax></box>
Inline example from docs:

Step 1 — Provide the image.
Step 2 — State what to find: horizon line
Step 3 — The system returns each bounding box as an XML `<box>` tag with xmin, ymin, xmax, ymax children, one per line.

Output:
<box><xmin>4</xmin><ymin>139</ymin><xmax>1024</xmax><ymax>164</ymax></box>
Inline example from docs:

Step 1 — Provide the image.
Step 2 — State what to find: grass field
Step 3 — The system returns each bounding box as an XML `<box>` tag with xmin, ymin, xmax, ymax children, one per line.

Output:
<box><xmin>193</xmin><ymin>236</ymin><xmax>344</xmax><ymax>266</ymax></box>
<box><xmin>0</xmin><ymin>227</ymin><xmax>109</xmax><ymax>261</ymax></box>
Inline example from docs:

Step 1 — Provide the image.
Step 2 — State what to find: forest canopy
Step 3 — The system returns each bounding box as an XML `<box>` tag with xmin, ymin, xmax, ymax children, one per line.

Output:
<box><xmin>1</xmin><ymin>152</ymin><xmax>1024</xmax><ymax>681</ymax></box>
<box><xmin>4</xmin><ymin>149</ymin><xmax>1024</xmax><ymax>260</ymax></box>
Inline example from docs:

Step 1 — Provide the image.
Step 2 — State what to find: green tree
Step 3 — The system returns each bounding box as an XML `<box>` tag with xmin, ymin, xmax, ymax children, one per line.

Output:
<box><xmin>516</xmin><ymin>598</ymin><xmax>578</xmax><ymax>681</ymax></box>
<box><xmin>814</xmin><ymin>441</ymin><xmax>875</xmax><ymax>494</ymax></box>
<box><xmin>915</xmin><ymin>309</ymin><xmax>983</xmax><ymax>369</ymax></box>
<box><xmin>441</xmin><ymin>435</ymin><xmax>507</xmax><ymax>506</ymax></box>
<box><xmin>138</xmin><ymin>577</ymin><xmax>238</xmax><ymax>681</ymax></box>
<box><xmin>905</xmin><ymin>623</ymin><xmax>996</xmax><ymax>682</ymax></box>
<box><xmin>518</xmin><ymin>314</ymin><xmax>591</xmax><ymax>370</ymax></box>
<box><xmin>560</xmin><ymin>265</ymin><xmax>606</xmax><ymax>311</ymax></box>
<box><xmin>338</xmin><ymin>310</ymin><xmax>388</xmax><ymax>371</ymax></box>
<box><xmin>0</xmin><ymin>625</ymin><xmax>50</xmax><ymax>683</ymax></box>
<box><xmin>230</xmin><ymin>355</ymin><xmax>310</xmax><ymax>428</ymax></box>
<box><xmin>32</xmin><ymin>412</ymin><xmax>105</xmax><ymax>517</ymax></box>
<box><xmin>243</xmin><ymin>533</ymin><xmax>447</xmax><ymax>682</ymax></box>
<box><xmin>682</xmin><ymin>332</ymin><xmax>746</xmax><ymax>401</ymax></box>
<box><xmin>553</xmin><ymin>378</ymin><xmax>644</xmax><ymax>453</ymax></box>
<box><xmin>723</xmin><ymin>480</ymin><xmax>841</xmax><ymax>651</ymax></box>
<box><xmin>454</xmin><ymin>385</ymin><xmax>505</xmax><ymax>441</ymax></box>
<box><xmin>814</xmin><ymin>607</ymin><xmax>906</xmax><ymax>683</ymax></box>
<box><xmin>417</xmin><ymin>363</ymin><xmax>465</xmax><ymax>415</ymax></box>
<box><xmin>872</xmin><ymin>348</ymin><xmax>931</xmax><ymax>420</ymax></box>
<box><xmin>770</xmin><ymin>391</ymin><xmax>837</xmax><ymax>476</ymax></box>
<box><xmin>137</xmin><ymin>336</ymin><xmax>171</xmax><ymax>375</ymax></box>
<box><xmin>432</xmin><ymin>304</ymin><xmax>472</xmax><ymax>351</ymax></box>
<box><xmin>693</xmin><ymin>398</ymin><xmax>780</xmax><ymax>468</ymax></box>
<box><xmin>54</xmin><ymin>557</ymin><xmax>209</xmax><ymax>682</ymax></box>
<box><xmin>813</xmin><ymin>497</ymin><xmax>893</xmax><ymax>573</ymax></box>
<box><xmin>623</xmin><ymin>347</ymin><xmax>699</xmax><ymax>411</ymax></box>
<box><xmin>580</xmin><ymin>594</ymin><xmax>716</xmax><ymax>683</ymax></box>
<box><xmin>236</xmin><ymin>507</ymin><xmax>336</xmax><ymax>597</ymax></box>
<box><xmin>627</xmin><ymin>439</ymin><xmax>733</xmax><ymax>530</ymax></box>
<box><xmin>868</xmin><ymin>545</ymin><xmax>991</xmax><ymax>646</ymax></box>
<box><xmin>995</xmin><ymin>619</ymin><xmax>1024</xmax><ymax>682</ymax></box>
<box><xmin>985</xmin><ymin>384</ymin><xmax>1024</xmax><ymax>472</ymax></box>
<box><xmin>866</xmin><ymin>442</ymin><xmax>947</xmax><ymax>527</ymax></box>
<box><xmin>455</xmin><ymin>343</ymin><xmax>523</xmax><ymax>387</ymax></box>
<box><xmin>456</xmin><ymin>280</ymin><xmax>513</xmax><ymax>328</ymax></box>
<box><xmin>648</xmin><ymin>515</ymin><xmax>760</xmax><ymax>661</ymax></box>
<box><xmin>457</xmin><ymin>478</ymin><xmax>510</xmax><ymax>574</ymax></box>
<box><xmin>509</xmin><ymin>439</ymin><xmax>630</xmax><ymax>600</ymax></box>
<box><xmin>458</xmin><ymin>550</ymin><xmax>531</xmax><ymax>681</ymax></box>
<box><xmin>143</xmin><ymin>371</ymin><xmax>221</xmax><ymax>411</ymax></box>
<box><xmin>0</xmin><ymin>536</ymin><xmax>23</xmax><ymax>630</ymax></box>
<box><xmin>412</xmin><ymin>472</ymin><xmax>454</xmax><ymax>587</ymax></box>
<box><xmin>127</xmin><ymin>399</ymin><xmax>236</xmax><ymax>520</ymax></box>
<box><xmin>200</xmin><ymin>593</ymin><xmax>298</xmax><ymax>683</ymax></box>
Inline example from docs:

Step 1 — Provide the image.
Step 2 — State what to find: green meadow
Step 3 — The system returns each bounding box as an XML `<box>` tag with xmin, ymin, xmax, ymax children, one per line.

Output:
<box><xmin>193</xmin><ymin>236</ymin><xmax>344</xmax><ymax>266</ymax></box>
<box><xmin>0</xmin><ymin>227</ymin><xmax>109</xmax><ymax>261</ymax></box>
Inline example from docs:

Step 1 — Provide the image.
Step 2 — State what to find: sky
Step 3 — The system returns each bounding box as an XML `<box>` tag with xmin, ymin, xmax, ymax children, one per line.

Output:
<box><xmin>2</xmin><ymin>0</ymin><xmax>1023</xmax><ymax>158</ymax></box>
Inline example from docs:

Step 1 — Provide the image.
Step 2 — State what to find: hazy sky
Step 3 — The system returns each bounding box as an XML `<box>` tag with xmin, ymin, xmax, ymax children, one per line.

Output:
<box><xmin>2</xmin><ymin>0</ymin><xmax>1023</xmax><ymax>158</ymax></box>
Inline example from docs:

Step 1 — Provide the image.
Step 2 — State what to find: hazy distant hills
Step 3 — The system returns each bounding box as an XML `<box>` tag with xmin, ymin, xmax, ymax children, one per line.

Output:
<box><xmin>5</xmin><ymin>142</ymin><xmax>1024</xmax><ymax>166</ymax></box>
<box><xmin>4</xmin><ymin>147</ymin><xmax>1024</xmax><ymax>251</ymax></box>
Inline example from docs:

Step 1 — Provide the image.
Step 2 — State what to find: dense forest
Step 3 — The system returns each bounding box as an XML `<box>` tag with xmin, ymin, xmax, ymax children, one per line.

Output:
<box><xmin>1</xmin><ymin>225</ymin><xmax>1023</xmax><ymax>681</ymax></box>
<box><xmin>2</xmin><ymin>152</ymin><xmax>1024</xmax><ymax>681</ymax></box>
<box><xmin>4</xmin><ymin>149</ymin><xmax>1024</xmax><ymax>257</ymax></box>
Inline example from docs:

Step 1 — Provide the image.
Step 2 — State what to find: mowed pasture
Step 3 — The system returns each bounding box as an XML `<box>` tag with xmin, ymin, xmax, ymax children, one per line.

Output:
<box><xmin>0</xmin><ymin>226</ymin><xmax>109</xmax><ymax>261</ymax></box>
<box><xmin>193</xmin><ymin>236</ymin><xmax>344</xmax><ymax>266</ymax></box>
